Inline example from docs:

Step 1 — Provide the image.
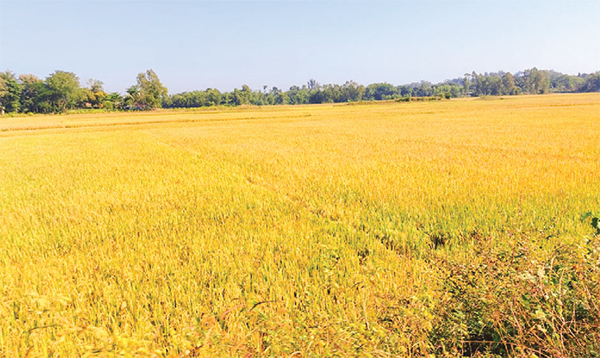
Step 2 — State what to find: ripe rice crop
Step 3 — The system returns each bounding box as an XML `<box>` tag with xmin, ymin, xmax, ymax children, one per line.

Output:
<box><xmin>1</xmin><ymin>94</ymin><xmax>599</xmax><ymax>357</ymax></box>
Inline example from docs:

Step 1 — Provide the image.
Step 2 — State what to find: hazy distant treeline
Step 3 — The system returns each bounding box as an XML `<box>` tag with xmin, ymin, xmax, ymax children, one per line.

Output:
<box><xmin>1</xmin><ymin>68</ymin><xmax>598</xmax><ymax>114</ymax></box>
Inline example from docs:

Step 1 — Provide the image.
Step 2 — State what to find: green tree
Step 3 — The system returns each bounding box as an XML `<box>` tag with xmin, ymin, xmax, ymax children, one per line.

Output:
<box><xmin>580</xmin><ymin>72</ymin><xmax>600</xmax><ymax>92</ymax></box>
<box><xmin>340</xmin><ymin>81</ymin><xmax>364</xmax><ymax>102</ymax></box>
<box><xmin>501</xmin><ymin>72</ymin><xmax>516</xmax><ymax>95</ymax></box>
<box><xmin>80</xmin><ymin>79</ymin><xmax>106</xmax><ymax>108</ymax></box>
<box><xmin>231</xmin><ymin>85</ymin><xmax>253</xmax><ymax>106</ymax></box>
<box><xmin>463</xmin><ymin>73</ymin><xmax>471</xmax><ymax>96</ymax></box>
<box><xmin>307</xmin><ymin>79</ymin><xmax>320</xmax><ymax>90</ymax></box>
<box><xmin>486</xmin><ymin>75</ymin><xmax>502</xmax><ymax>95</ymax></box>
<box><xmin>104</xmin><ymin>92</ymin><xmax>124</xmax><ymax>111</ymax></box>
<box><xmin>553</xmin><ymin>74</ymin><xmax>584</xmax><ymax>92</ymax></box>
<box><xmin>523</xmin><ymin>68</ymin><xmax>550</xmax><ymax>94</ymax></box>
<box><xmin>19</xmin><ymin>74</ymin><xmax>54</xmax><ymax>113</ymax></box>
<box><xmin>287</xmin><ymin>85</ymin><xmax>309</xmax><ymax>104</ymax></box>
<box><xmin>412</xmin><ymin>81</ymin><xmax>434</xmax><ymax>97</ymax></box>
<box><xmin>0</xmin><ymin>71</ymin><xmax>22</xmax><ymax>114</ymax></box>
<box><xmin>19</xmin><ymin>74</ymin><xmax>42</xmax><ymax>113</ymax></box>
<box><xmin>365</xmin><ymin>83</ymin><xmax>397</xmax><ymax>100</ymax></box>
<box><xmin>135</xmin><ymin>69</ymin><xmax>168</xmax><ymax>109</ymax></box>
<box><xmin>269</xmin><ymin>86</ymin><xmax>287</xmax><ymax>105</ymax></box>
<box><xmin>471</xmin><ymin>71</ymin><xmax>481</xmax><ymax>96</ymax></box>
<box><xmin>46</xmin><ymin>70</ymin><xmax>81</xmax><ymax>112</ymax></box>
<box><xmin>125</xmin><ymin>85</ymin><xmax>141</xmax><ymax>109</ymax></box>
<box><xmin>206</xmin><ymin>88</ymin><xmax>222</xmax><ymax>106</ymax></box>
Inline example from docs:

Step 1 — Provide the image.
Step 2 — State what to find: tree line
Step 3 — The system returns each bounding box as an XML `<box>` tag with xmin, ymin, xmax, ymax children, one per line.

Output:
<box><xmin>1</xmin><ymin>67</ymin><xmax>598</xmax><ymax>114</ymax></box>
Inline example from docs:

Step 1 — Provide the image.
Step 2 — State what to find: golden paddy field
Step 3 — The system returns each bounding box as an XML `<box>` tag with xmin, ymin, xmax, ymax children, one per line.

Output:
<box><xmin>0</xmin><ymin>94</ymin><xmax>599</xmax><ymax>357</ymax></box>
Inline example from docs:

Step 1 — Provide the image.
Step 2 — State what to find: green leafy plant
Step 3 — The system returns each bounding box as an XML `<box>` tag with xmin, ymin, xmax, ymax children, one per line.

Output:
<box><xmin>582</xmin><ymin>212</ymin><xmax>600</xmax><ymax>235</ymax></box>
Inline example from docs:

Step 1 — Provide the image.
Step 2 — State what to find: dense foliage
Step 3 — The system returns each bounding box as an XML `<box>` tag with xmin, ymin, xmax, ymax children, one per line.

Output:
<box><xmin>164</xmin><ymin>69</ymin><xmax>600</xmax><ymax>109</ymax></box>
<box><xmin>0</xmin><ymin>69</ymin><xmax>167</xmax><ymax>114</ymax></box>
<box><xmin>1</xmin><ymin>67</ymin><xmax>599</xmax><ymax>114</ymax></box>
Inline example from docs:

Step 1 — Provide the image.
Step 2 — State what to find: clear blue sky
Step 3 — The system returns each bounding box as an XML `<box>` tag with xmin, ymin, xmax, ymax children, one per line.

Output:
<box><xmin>1</xmin><ymin>0</ymin><xmax>599</xmax><ymax>94</ymax></box>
